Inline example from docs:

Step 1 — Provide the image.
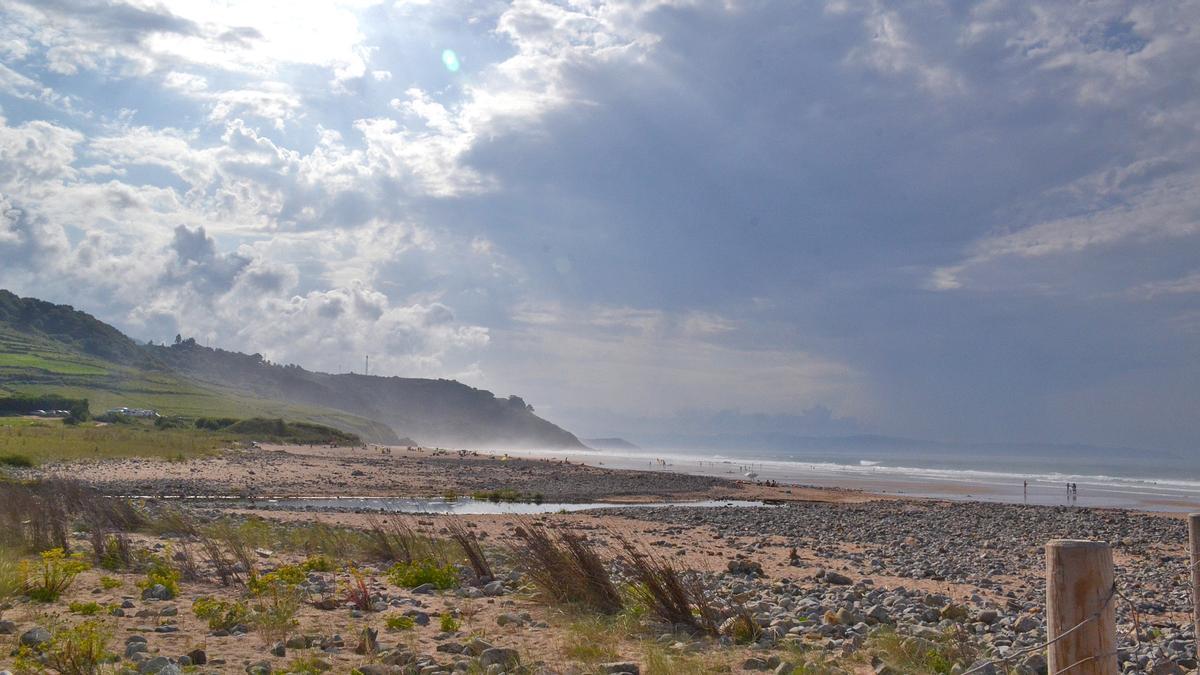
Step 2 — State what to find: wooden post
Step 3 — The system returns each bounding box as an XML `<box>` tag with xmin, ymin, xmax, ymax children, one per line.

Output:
<box><xmin>1189</xmin><ymin>514</ymin><xmax>1200</xmax><ymax>655</ymax></box>
<box><xmin>1046</xmin><ymin>539</ymin><xmax>1118</xmax><ymax>675</ymax></box>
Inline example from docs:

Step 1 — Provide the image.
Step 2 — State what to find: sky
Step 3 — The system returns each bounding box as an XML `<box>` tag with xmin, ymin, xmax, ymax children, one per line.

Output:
<box><xmin>0</xmin><ymin>0</ymin><xmax>1198</xmax><ymax>451</ymax></box>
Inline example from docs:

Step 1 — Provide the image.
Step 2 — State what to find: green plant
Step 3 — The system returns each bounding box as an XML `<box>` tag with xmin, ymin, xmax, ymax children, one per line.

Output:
<box><xmin>387</xmin><ymin>560</ymin><xmax>458</xmax><ymax>590</ymax></box>
<box><xmin>562</xmin><ymin>615</ymin><xmax>622</xmax><ymax>664</ymax></box>
<box><xmin>68</xmin><ymin>600</ymin><xmax>105</xmax><ymax>616</ymax></box>
<box><xmin>300</xmin><ymin>555</ymin><xmax>335</xmax><ymax>573</ymax></box>
<box><xmin>21</xmin><ymin>548</ymin><xmax>90</xmax><ymax>602</ymax></box>
<box><xmin>192</xmin><ymin>596</ymin><xmax>252</xmax><ymax>631</ymax></box>
<box><xmin>439</xmin><ymin>613</ymin><xmax>460</xmax><ymax>632</ymax></box>
<box><xmin>98</xmin><ymin>575</ymin><xmax>122</xmax><ymax>590</ymax></box>
<box><xmin>385</xmin><ymin>615</ymin><xmax>416</xmax><ymax>631</ymax></box>
<box><xmin>137</xmin><ymin>553</ymin><xmax>181</xmax><ymax>599</ymax></box>
<box><xmin>471</xmin><ymin>488</ymin><xmax>524</xmax><ymax>502</ymax></box>
<box><xmin>283</xmin><ymin>654</ymin><xmax>332</xmax><ymax>673</ymax></box>
<box><xmin>249</xmin><ymin>564</ymin><xmax>306</xmax><ymax>595</ymax></box>
<box><xmin>0</xmin><ymin>453</ymin><xmax>33</xmax><ymax>468</ymax></box>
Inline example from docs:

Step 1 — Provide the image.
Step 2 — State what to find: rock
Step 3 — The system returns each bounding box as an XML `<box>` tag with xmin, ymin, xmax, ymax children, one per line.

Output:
<box><xmin>1021</xmin><ymin>654</ymin><xmax>1046</xmax><ymax>675</ymax></box>
<box><xmin>125</xmin><ymin>641</ymin><xmax>149</xmax><ymax>658</ymax></box>
<box><xmin>964</xmin><ymin>661</ymin><xmax>997</xmax><ymax>675</ymax></box>
<box><xmin>496</xmin><ymin>612</ymin><xmax>522</xmax><ymax>627</ymax></box>
<box><xmin>866</xmin><ymin>604</ymin><xmax>891</xmax><ymax>624</ymax></box>
<box><xmin>19</xmin><ymin>626</ymin><xmax>51</xmax><ymax>648</ymax></box>
<box><xmin>939</xmin><ymin>604</ymin><xmax>969</xmax><ymax>621</ymax></box>
<box><xmin>246</xmin><ymin>660</ymin><xmax>272</xmax><ymax>674</ymax></box>
<box><xmin>0</xmin><ymin>620</ymin><xmax>16</xmax><ymax>634</ymax></box>
<box><xmin>465</xmin><ymin>638</ymin><xmax>494</xmax><ymax>656</ymax></box>
<box><xmin>354</xmin><ymin>627</ymin><xmax>379</xmax><ymax>655</ymax></box>
<box><xmin>285</xmin><ymin>635</ymin><xmax>309</xmax><ymax>650</ymax></box>
<box><xmin>353</xmin><ymin>666</ymin><xmax>394</xmax><ymax>675</ymax></box>
<box><xmin>483</xmin><ymin>580</ymin><xmax>505</xmax><ymax>596</ymax></box>
<box><xmin>141</xmin><ymin>584</ymin><xmax>173</xmax><ymax>601</ymax></box>
<box><xmin>186</xmin><ymin>649</ymin><xmax>207</xmax><ymax>666</ymax></box>
<box><xmin>270</xmin><ymin>641</ymin><xmax>286</xmax><ymax>657</ymax></box>
<box><xmin>975</xmin><ymin>609</ymin><xmax>999</xmax><ymax>625</ymax></box>
<box><xmin>742</xmin><ymin>657</ymin><xmax>770</xmax><ymax>671</ymax></box>
<box><xmin>137</xmin><ymin>657</ymin><xmax>171</xmax><ymax>674</ymax></box>
<box><xmin>1013</xmin><ymin>615</ymin><xmax>1040</xmax><ymax>633</ymax></box>
<box><xmin>1150</xmin><ymin>661</ymin><xmax>1186</xmax><ymax>675</ymax></box>
<box><xmin>312</xmin><ymin>598</ymin><xmax>339</xmax><ymax>610</ymax></box>
<box><xmin>824</xmin><ymin>571</ymin><xmax>852</xmax><ymax>585</ymax></box>
<box><xmin>411</xmin><ymin>583</ymin><xmax>438</xmax><ymax>594</ymax></box>
<box><xmin>478</xmin><ymin>647</ymin><xmax>520</xmax><ymax>668</ymax></box>
<box><xmin>728</xmin><ymin>559</ymin><xmax>765</xmax><ymax>577</ymax></box>
<box><xmin>600</xmin><ymin>662</ymin><xmax>640</xmax><ymax>674</ymax></box>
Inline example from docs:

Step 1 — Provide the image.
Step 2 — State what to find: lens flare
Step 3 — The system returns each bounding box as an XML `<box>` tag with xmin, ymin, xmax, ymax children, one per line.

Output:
<box><xmin>441</xmin><ymin>49</ymin><xmax>460</xmax><ymax>72</ymax></box>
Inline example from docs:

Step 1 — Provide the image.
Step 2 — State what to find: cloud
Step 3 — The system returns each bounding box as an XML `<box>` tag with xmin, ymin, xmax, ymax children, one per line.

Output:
<box><xmin>1</xmin><ymin>0</ymin><xmax>1200</xmax><ymax>452</ymax></box>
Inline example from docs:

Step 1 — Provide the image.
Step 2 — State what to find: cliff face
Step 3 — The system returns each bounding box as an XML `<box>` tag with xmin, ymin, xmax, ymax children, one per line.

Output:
<box><xmin>148</xmin><ymin>341</ymin><xmax>586</xmax><ymax>450</ymax></box>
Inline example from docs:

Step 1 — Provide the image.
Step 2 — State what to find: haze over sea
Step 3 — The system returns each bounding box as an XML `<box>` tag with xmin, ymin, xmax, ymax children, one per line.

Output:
<box><xmin>514</xmin><ymin>442</ymin><xmax>1200</xmax><ymax>512</ymax></box>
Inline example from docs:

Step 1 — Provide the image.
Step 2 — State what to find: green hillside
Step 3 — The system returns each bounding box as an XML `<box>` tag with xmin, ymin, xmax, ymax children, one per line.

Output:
<box><xmin>0</xmin><ymin>291</ymin><xmax>399</xmax><ymax>444</ymax></box>
<box><xmin>0</xmin><ymin>289</ymin><xmax>585</xmax><ymax>450</ymax></box>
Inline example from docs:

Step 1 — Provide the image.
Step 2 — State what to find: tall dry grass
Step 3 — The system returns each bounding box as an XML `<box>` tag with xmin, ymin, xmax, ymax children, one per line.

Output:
<box><xmin>617</xmin><ymin>536</ymin><xmax>721</xmax><ymax>635</ymax></box>
<box><xmin>508</xmin><ymin>519</ymin><xmax>622</xmax><ymax>614</ymax></box>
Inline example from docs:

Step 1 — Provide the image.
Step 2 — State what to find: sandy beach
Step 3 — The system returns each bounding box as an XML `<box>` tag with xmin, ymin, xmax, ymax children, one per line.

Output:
<box><xmin>3</xmin><ymin>444</ymin><xmax>1198</xmax><ymax>675</ymax></box>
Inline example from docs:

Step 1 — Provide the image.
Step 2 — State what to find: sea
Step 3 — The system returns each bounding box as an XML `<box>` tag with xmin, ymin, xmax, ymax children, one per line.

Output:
<box><xmin>507</xmin><ymin>444</ymin><xmax>1200</xmax><ymax>512</ymax></box>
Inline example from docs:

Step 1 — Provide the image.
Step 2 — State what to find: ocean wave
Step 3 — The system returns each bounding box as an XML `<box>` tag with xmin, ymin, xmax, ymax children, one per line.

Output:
<box><xmin>508</xmin><ymin>447</ymin><xmax>1200</xmax><ymax>497</ymax></box>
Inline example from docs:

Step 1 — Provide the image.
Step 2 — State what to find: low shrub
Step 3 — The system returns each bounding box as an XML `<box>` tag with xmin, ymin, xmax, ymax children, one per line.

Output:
<box><xmin>0</xmin><ymin>549</ymin><xmax>21</xmax><ymax>618</ymax></box>
<box><xmin>22</xmin><ymin>548</ymin><xmax>90</xmax><ymax>602</ymax></box>
<box><xmin>387</xmin><ymin>560</ymin><xmax>458</xmax><ymax>590</ymax></box>
<box><xmin>300</xmin><ymin>555</ymin><xmax>335</xmax><ymax>573</ymax></box>
<box><xmin>344</xmin><ymin>567</ymin><xmax>372</xmax><ymax>611</ymax></box>
<box><xmin>251</xmin><ymin>584</ymin><xmax>301</xmax><ymax>646</ymax></box>
<box><xmin>0</xmin><ymin>453</ymin><xmax>33</xmax><ymax>468</ymax></box>
<box><xmin>283</xmin><ymin>655</ymin><xmax>333</xmax><ymax>674</ymax></box>
<box><xmin>193</xmin><ymin>596</ymin><xmax>252</xmax><ymax>631</ymax></box>
<box><xmin>98</xmin><ymin>576</ymin><xmax>122</xmax><ymax>590</ymax></box>
<box><xmin>249</xmin><ymin>564</ymin><xmax>306</xmax><ymax>596</ymax></box>
<box><xmin>439</xmin><ymin>613</ymin><xmax>460</xmax><ymax>632</ymax></box>
<box><xmin>97</xmin><ymin>533</ymin><xmax>133</xmax><ymax>570</ymax></box>
<box><xmin>15</xmin><ymin>619</ymin><xmax>113</xmax><ymax>675</ymax></box>
<box><xmin>867</xmin><ymin>626</ymin><xmax>978</xmax><ymax>675</ymax></box>
<box><xmin>471</xmin><ymin>488</ymin><xmax>523</xmax><ymax>503</ymax></box>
